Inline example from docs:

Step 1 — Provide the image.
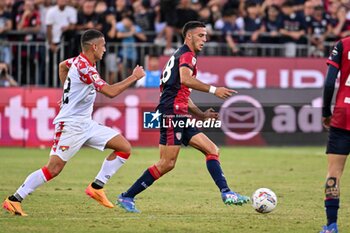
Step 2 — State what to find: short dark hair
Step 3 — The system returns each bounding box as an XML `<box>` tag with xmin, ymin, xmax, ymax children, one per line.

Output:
<box><xmin>81</xmin><ymin>29</ymin><xmax>104</xmax><ymax>48</ymax></box>
<box><xmin>182</xmin><ymin>21</ymin><xmax>206</xmax><ymax>38</ymax></box>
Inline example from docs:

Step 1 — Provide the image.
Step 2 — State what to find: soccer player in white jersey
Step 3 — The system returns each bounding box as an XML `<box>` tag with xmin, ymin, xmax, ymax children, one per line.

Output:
<box><xmin>2</xmin><ymin>29</ymin><xmax>145</xmax><ymax>216</ymax></box>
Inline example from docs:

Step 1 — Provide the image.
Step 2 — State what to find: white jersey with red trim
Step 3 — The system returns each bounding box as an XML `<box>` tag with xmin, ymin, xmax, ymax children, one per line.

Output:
<box><xmin>53</xmin><ymin>53</ymin><xmax>107</xmax><ymax>124</ymax></box>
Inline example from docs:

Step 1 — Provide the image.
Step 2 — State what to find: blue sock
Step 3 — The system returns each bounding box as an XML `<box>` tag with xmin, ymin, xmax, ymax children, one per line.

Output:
<box><xmin>206</xmin><ymin>157</ymin><xmax>230</xmax><ymax>193</ymax></box>
<box><xmin>123</xmin><ymin>166</ymin><xmax>160</xmax><ymax>198</ymax></box>
<box><xmin>325</xmin><ymin>198</ymin><xmax>339</xmax><ymax>226</ymax></box>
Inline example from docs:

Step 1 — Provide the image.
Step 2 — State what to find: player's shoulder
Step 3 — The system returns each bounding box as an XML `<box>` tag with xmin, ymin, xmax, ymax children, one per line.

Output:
<box><xmin>76</xmin><ymin>54</ymin><xmax>95</xmax><ymax>71</ymax></box>
<box><xmin>176</xmin><ymin>45</ymin><xmax>195</xmax><ymax>60</ymax></box>
<box><xmin>177</xmin><ymin>44</ymin><xmax>194</xmax><ymax>55</ymax></box>
<box><xmin>339</xmin><ymin>36</ymin><xmax>350</xmax><ymax>46</ymax></box>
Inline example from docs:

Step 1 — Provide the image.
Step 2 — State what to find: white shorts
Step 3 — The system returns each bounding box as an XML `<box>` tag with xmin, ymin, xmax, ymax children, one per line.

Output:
<box><xmin>49</xmin><ymin>120</ymin><xmax>119</xmax><ymax>161</ymax></box>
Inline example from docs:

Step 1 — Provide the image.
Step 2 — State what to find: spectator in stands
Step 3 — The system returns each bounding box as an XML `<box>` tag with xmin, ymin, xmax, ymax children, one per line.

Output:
<box><xmin>35</xmin><ymin>0</ymin><xmax>53</xmax><ymax>39</ymax></box>
<box><xmin>10</xmin><ymin>0</ymin><xmax>21</xmax><ymax>30</ymax></box>
<box><xmin>279</xmin><ymin>0</ymin><xmax>307</xmax><ymax>57</ymax></box>
<box><xmin>260</xmin><ymin>4</ymin><xmax>282</xmax><ymax>44</ymax></box>
<box><xmin>174</xmin><ymin>0</ymin><xmax>199</xmax><ymax>38</ymax></box>
<box><xmin>16</xmin><ymin>0</ymin><xmax>41</xmax><ymax>85</ymax></box>
<box><xmin>133</xmin><ymin>0</ymin><xmax>156</xmax><ymax>43</ymax></box>
<box><xmin>95</xmin><ymin>0</ymin><xmax>117</xmax><ymax>84</ymax></box>
<box><xmin>0</xmin><ymin>63</ymin><xmax>17</xmax><ymax>87</ymax></box>
<box><xmin>116</xmin><ymin>15</ymin><xmax>146</xmax><ymax>79</ymax></box>
<box><xmin>46</xmin><ymin>0</ymin><xmax>77</xmax><ymax>86</ymax></box>
<box><xmin>34</xmin><ymin>0</ymin><xmax>52</xmax><ymax>85</ymax></box>
<box><xmin>159</xmin><ymin>0</ymin><xmax>179</xmax><ymax>56</ymax></box>
<box><xmin>0</xmin><ymin>0</ymin><xmax>12</xmax><ymax>66</ymax></box>
<box><xmin>17</xmin><ymin>0</ymin><xmax>41</xmax><ymax>39</ymax></box>
<box><xmin>220</xmin><ymin>8</ymin><xmax>242</xmax><ymax>55</ymax></box>
<box><xmin>135</xmin><ymin>54</ymin><xmax>161</xmax><ymax>88</ymax></box>
<box><xmin>243</xmin><ymin>1</ymin><xmax>263</xmax><ymax>43</ymax></box>
<box><xmin>4</xmin><ymin>0</ymin><xmax>14</xmax><ymax>12</ymax></box>
<box><xmin>68</xmin><ymin>0</ymin><xmax>83</xmax><ymax>10</ymax></box>
<box><xmin>113</xmin><ymin>0</ymin><xmax>133</xmax><ymax>22</ymax></box>
<box><xmin>197</xmin><ymin>4</ymin><xmax>215</xmax><ymax>37</ymax></box>
<box><xmin>76</xmin><ymin>0</ymin><xmax>99</xmax><ymax>31</ymax></box>
<box><xmin>75</xmin><ymin>0</ymin><xmax>100</xmax><ymax>56</ymax></box>
<box><xmin>327</xmin><ymin>0</ymin><xmax>347</xmax><ymax>39</ymax></box>
<box><xmin>46</xmin><ymin>0</ymin><xmax>77</xmax><ymax>53</ymax></box>
<box><xmin>308</xmin><ymin>5</ymin><xmax>332</xmax><ymax>57</ymax></box>
<box><xmin>303</xmin><ymin>0</ymin><xmax>315</xmax><ymax>28</ymax></box>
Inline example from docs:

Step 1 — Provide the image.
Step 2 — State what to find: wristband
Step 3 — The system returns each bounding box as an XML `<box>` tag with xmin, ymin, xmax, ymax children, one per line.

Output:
<box><xmin>209</xmin><ymin>86</ymin><xmax>217</xmax><ymax>94</ymax></box>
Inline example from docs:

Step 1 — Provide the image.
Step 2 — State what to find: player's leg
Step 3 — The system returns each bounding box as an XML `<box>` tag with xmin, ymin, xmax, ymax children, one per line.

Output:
<box><xmin>320</xmin><ymin>127</ymin><xmax>350</xmax><ymax>233</ymax></box>
<box><xmin>84</xmin><ymin>123</ymin><xmax>128</xmax><ymax>208</ymax></box>
<box><xmin>117</xmin><ymin>145</ymin><xmax>181</xmax><ymax>212</ymax></box>
<box><xmin>3</xmin><ymin>155</ymin><xmax>66</xmax><ymax>216</ymax></box>
<box><xmin>117</xmin><ymin>120</ymin><xmax>183</xmax><ymax>212</ymax></box>
<box><xmin>188</xmin><ymin>132</ymin><xmax>249</xmax><ymax>206</ymax></box>
<box><xmin>2</xmin><ymin>122</ymin><xmax>81</xmax><ymax>216</ymax></box>
<box><xmin>320</xmin><ymin>154</ymin><xmax>346</xmax><ymax>233</ymax></box>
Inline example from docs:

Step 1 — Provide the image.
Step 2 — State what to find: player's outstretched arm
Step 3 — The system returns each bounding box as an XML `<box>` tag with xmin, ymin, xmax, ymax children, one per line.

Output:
<box><xmin>180</xmin><ymin>66</ymin><xmax>237</xmax><ymax>99</ymax></box>
<box><xmin>100</xmin><ymin>65</ymin><xmax>145</xmax><ymax>98</ymax></box>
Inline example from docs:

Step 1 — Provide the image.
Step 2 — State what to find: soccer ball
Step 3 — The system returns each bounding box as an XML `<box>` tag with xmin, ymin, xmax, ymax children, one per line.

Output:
<box><xmin>252</xmin><ymin>188</ymin><xmax>277</xmax><ymax>213</ymax></box>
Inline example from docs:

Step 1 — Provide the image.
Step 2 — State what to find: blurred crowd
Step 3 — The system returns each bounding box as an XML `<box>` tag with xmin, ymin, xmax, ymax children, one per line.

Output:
<box><xmin>1</xmin><ymin>0</ymin><xmax>350</xmax><ymax>86</ymax></box>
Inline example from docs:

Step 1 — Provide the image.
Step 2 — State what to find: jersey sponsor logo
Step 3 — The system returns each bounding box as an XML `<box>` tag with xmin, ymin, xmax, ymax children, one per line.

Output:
<box><xmin>348</xmin><ymin>51</ymin><xmax>350</xmax><ymax>60</ymax></box>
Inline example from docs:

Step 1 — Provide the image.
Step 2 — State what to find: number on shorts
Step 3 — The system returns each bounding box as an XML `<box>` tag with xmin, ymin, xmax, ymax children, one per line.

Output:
<box><xmin>62</xmin><ymin>77</ymin><xmax>71</xmax><ymax>104</ymax></box>
<box><xmin>162</xmin><ymin>56</ymin><xmax>175</xmax><ymax>84</ymax></box>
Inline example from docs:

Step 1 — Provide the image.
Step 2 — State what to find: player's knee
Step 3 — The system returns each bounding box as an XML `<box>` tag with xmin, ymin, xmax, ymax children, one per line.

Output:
<box><xmin>122</xmin><ymin>141</ymin><xmax>132</xmax><ymax>154</ymax></box>
<box><xmin>207</xmin><ymin>145</ymin><xmax>219</xmax><ymax>155</ymax></box>
<box><xmin>44</xmin><ymin>165</ymin><xmax>62</xmax><ymax>180</ymax></box>
<box><xmin>325</xmin><ymin>177</ymin><xmax>340</xmax><ymax>199</ymax></box>
<box><xmin>166</xmin><ymin>160</ymin><xmax>176</xmax><ymax>171</ymax></box>
<box><xmin>158</xmin><ymin>159</ymin><xmax>176</xmax><ymax>173</ymax></box>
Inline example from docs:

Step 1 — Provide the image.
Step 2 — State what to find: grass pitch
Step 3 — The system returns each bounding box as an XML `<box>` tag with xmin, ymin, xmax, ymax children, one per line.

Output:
<box><xmin>0</xmin><ymin>147</ymin><xmax>349</xmax><ymax>233</ymax></box>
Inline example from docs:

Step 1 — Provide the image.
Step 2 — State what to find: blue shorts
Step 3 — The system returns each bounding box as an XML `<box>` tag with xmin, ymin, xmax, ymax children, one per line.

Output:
<box><xmin>326</xmin><ymin>127</ymin><xmax>350</xmax><ymax>155</ymax></box>
<box><xmin>159</xmin><ymin>116</ymin><xmax>200</xmax><ymax>146</ymax></box>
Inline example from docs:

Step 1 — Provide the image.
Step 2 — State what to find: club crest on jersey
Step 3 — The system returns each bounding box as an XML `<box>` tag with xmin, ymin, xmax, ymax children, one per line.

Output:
<box><xmin>192</xmin><ymin>57</ymin><xmax>196</xmax><ymax>66</ymax></box>
<box><xmin>176</xmin><ymin>132</ymin><xmax>182</xmax><ymax>140</ymax></box>
<box><xmin>59</xmin><ymin>146</ymin><xmax>70</xmax><ymax>152</ymax></box>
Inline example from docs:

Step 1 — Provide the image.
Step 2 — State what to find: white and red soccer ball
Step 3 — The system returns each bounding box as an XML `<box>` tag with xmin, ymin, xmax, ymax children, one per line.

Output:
<box><xmin>252</xmin><ymin>188</ymin><xmax>277</xmax><ymax>213</ymax></box>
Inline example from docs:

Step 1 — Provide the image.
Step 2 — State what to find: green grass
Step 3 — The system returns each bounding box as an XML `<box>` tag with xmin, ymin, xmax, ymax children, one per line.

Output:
<box><xmin>0</xmin><ymin>147</ymin><xmax>349</xmax><ymax>233</ymax></box>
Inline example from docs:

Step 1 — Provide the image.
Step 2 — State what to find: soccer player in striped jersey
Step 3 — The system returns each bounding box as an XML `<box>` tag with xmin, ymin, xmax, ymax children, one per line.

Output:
<box><xmin>117</xmin><ymin>21</ymin><xmax>250</xmax><ymax>213</ymax></box>
<box><xmin>320</xmin><ymin>37</ymin><xmax>350</xmax><ymax>233</ymax></box>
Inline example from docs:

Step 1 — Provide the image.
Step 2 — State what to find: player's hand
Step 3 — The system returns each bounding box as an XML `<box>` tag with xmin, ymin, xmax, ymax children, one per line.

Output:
<box><xmin>132</xmin><ymin>65</ymin><xmax>145</xmax><ymax>80</ymax></box>
<box><xmin>322</xmin><ymin>116</ymin><xmax>331</xmax><ymax>130</ymax></box>
<box><xmin>214</xmin><ymin>87</ymin><xmax>237</xmax><ymax>99</ymax></box>
<box><xmin>203</xmin><ymin>108</ymin><xmax>219</xmax><ymax>120</ymax></box>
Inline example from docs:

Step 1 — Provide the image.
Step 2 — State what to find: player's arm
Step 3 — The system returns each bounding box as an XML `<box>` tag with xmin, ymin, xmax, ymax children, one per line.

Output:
<box><xmin>322</xmin><ymin>65</ymin><xmax>338</xmax><ymax>129</ymax></box>
<box><xmin>322</xmin><ymin>41</ymin><xmax>342</xmax><ymax>129</ymax></box>
<box><xmin>188</xmin><ymin>98</ymin><xmax>218</xmax><ymax>120</ymax></box>
<box><xmin>59</xmin><ymin>60</ymin><xmax>69</xmax><ymax>85</ymax></box>
<box><xmin>180</xmin><ymin>66</ymin><xmax>237</xmax><ymax>99</ymax></box>
<box><xmin>99</xmin><ymin>65</ymin><xmax>145</xmax><ymax>98</ymax></box>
